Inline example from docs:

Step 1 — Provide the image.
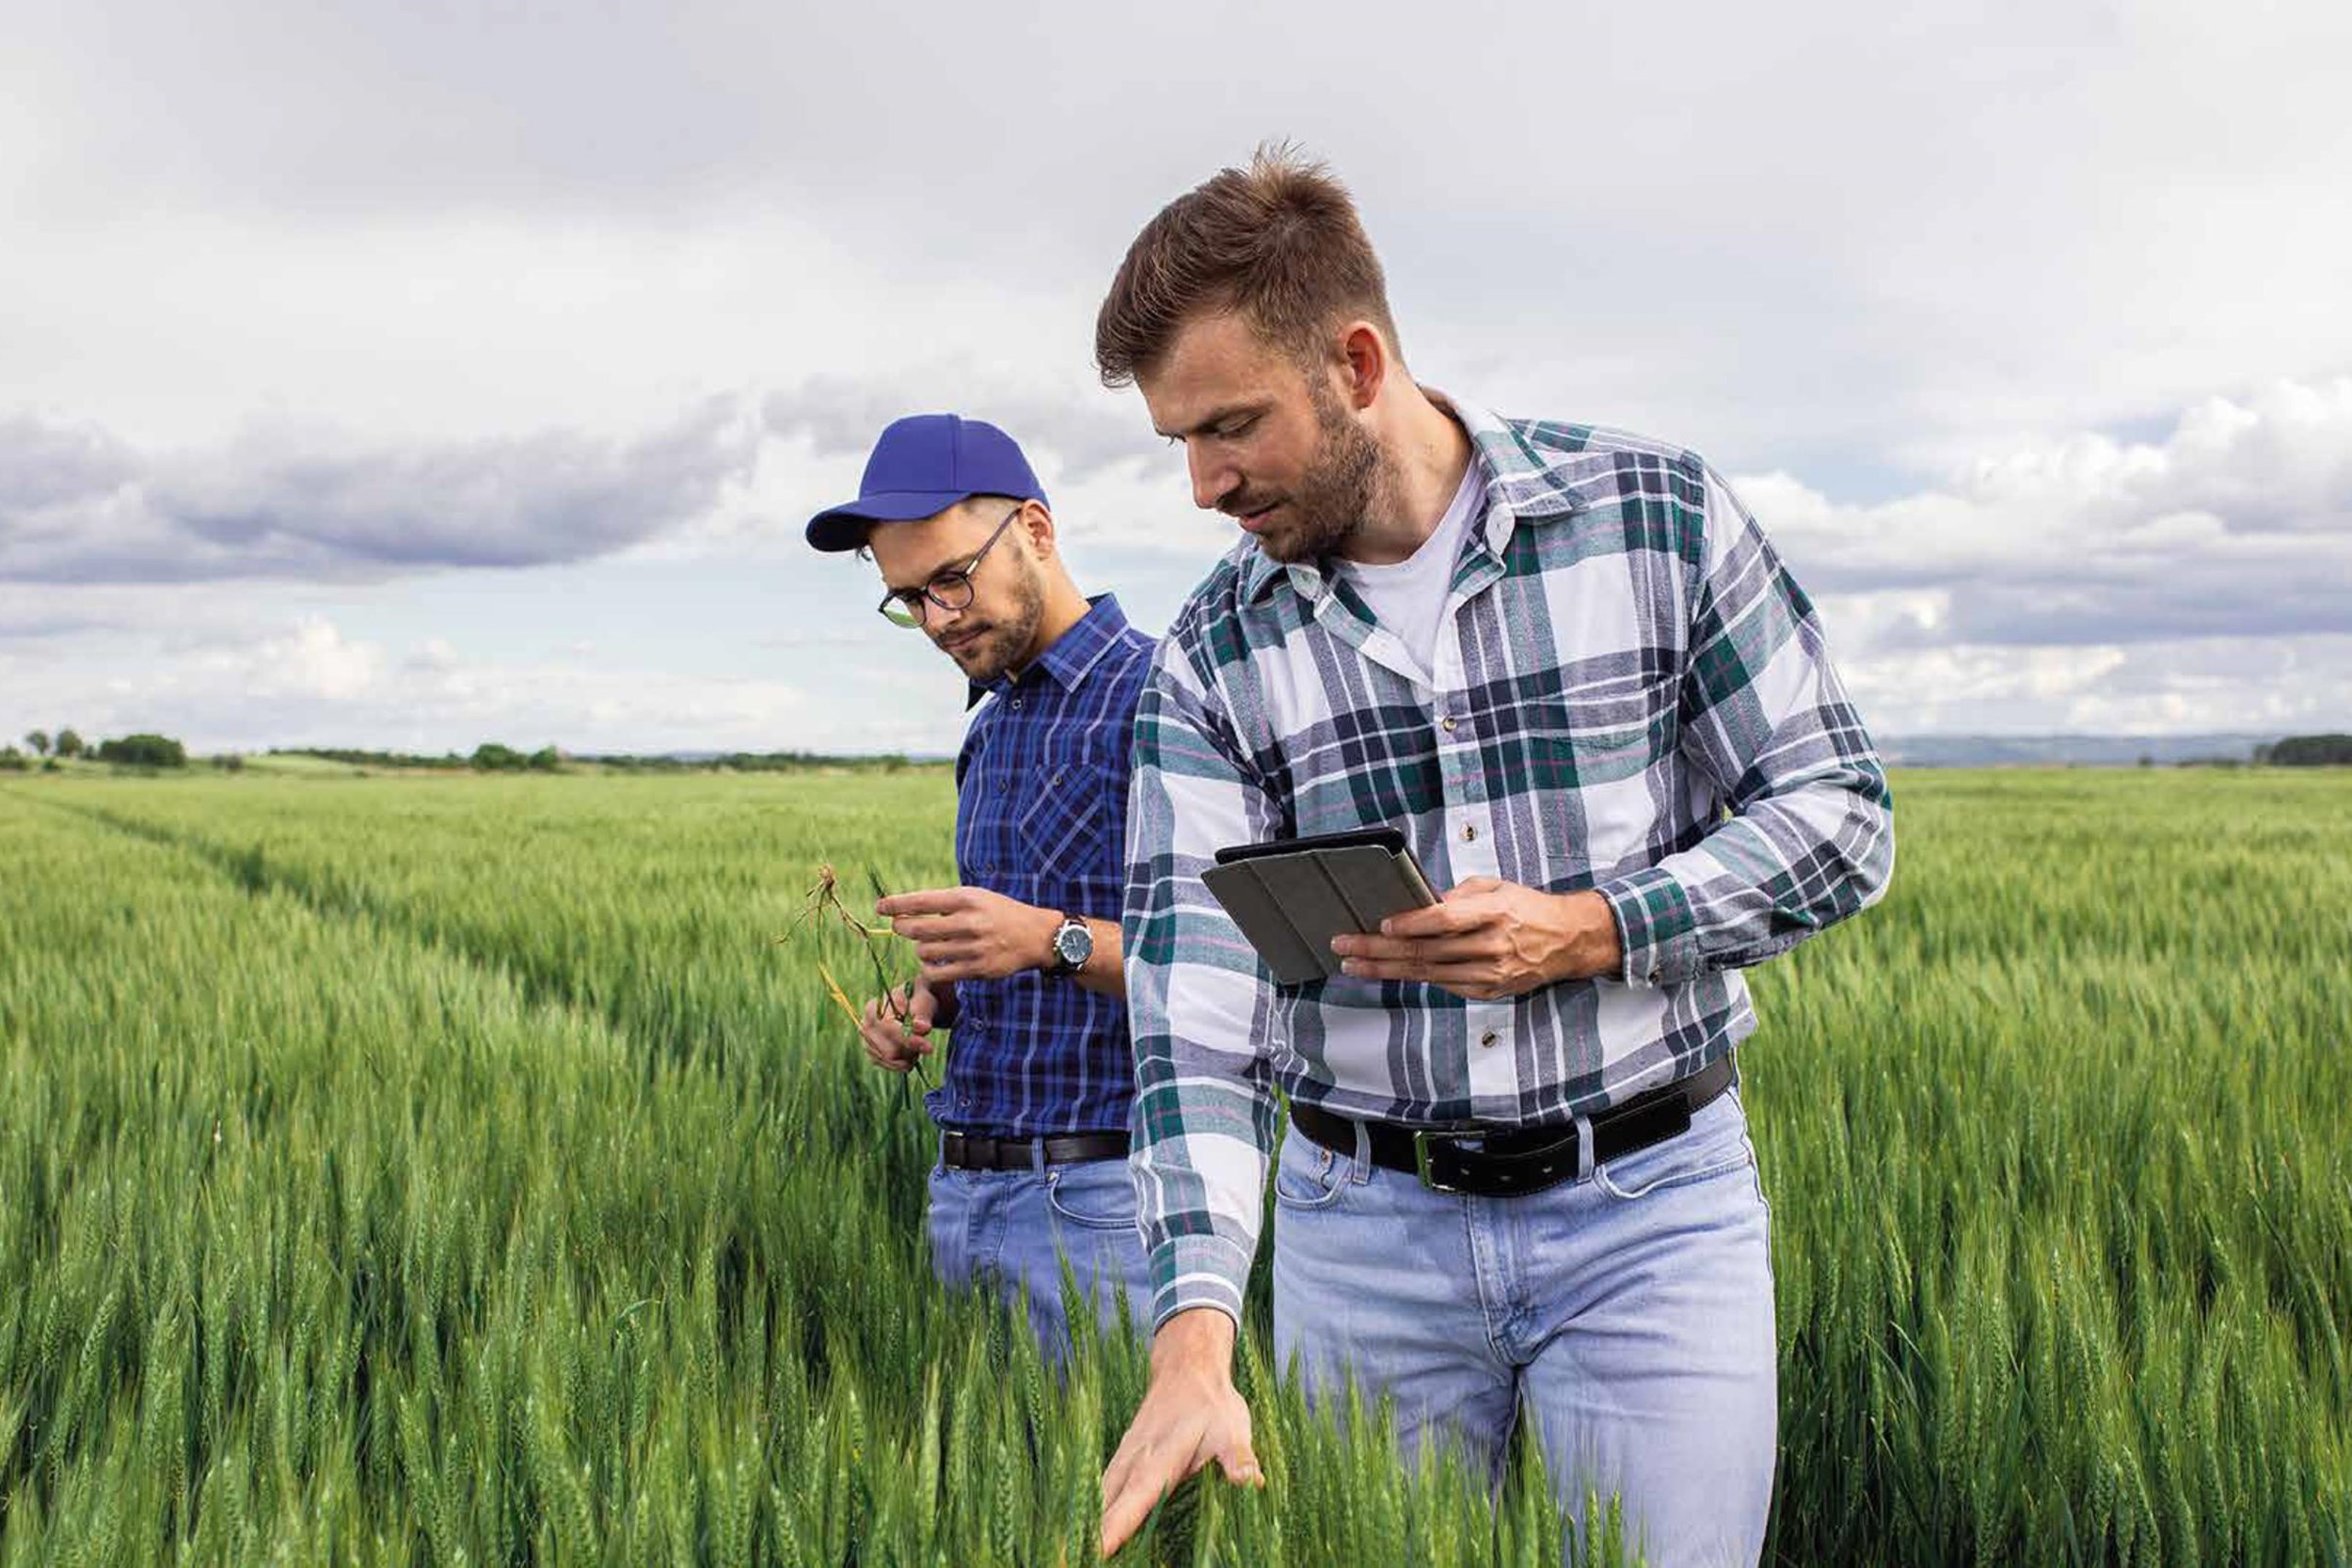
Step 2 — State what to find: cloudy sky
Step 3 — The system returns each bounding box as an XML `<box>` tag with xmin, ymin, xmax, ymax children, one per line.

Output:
<box><xmin>4</xmin><ymin>0</ymin><xmax>2348</xmax><ymax>756</ymax></box>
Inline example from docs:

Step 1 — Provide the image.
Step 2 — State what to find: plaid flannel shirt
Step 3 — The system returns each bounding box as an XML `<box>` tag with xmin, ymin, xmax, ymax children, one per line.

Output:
<box><xmin>1120</xmin><ymin>395</ymin><xmax>1895</xmax><ymax>1329</ymax></box>
<box><xmin>930</xmin><ymin>594</ymin><xmax>1155</xmax><ymax>1138</ymax></box>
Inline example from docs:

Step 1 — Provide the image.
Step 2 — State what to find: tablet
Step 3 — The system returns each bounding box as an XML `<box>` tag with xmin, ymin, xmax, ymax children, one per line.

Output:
<box><xmin>1201</xmin><ymin>828</ymin><xmax>1438</xmax><ymax>985</ymax></box>
<box><xmin>1213</xmin><ymin>826</ymin><xmax>1415</xmax><ymax>864</ymax></box>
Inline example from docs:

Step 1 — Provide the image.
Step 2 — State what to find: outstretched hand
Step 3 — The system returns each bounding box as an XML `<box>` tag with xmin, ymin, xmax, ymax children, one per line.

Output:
<box><xmin>1099</xmin><ymin>1309</ymin><xmax>1262</xmax><ymax>1558</ymax></box>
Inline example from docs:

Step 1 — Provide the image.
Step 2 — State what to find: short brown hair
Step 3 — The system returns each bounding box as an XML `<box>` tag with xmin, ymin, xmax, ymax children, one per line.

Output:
<box><xmin>1095</xmin><ymin>144</ymin><xmax>1401</xmax><ymax>388</ymax></box>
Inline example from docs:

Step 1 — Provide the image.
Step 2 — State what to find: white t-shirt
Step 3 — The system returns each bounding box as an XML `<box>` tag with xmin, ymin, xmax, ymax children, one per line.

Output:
<box><xmin>1331</xmin><ymin>460</ymin><xmax>1484</xmax><ymax>687</ymax></box>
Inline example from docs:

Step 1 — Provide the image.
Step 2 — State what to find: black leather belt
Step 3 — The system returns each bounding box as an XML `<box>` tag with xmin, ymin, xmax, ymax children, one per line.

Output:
<box><xmin>940</xmin><ymin>1130</ymin><xmax>1131</xmax><ymax>1171</ymax></box>
<box><xmin>1288</xmin><ymin>1053</ymin><xmax>1738</xmax><ymax>1197</ymax></box>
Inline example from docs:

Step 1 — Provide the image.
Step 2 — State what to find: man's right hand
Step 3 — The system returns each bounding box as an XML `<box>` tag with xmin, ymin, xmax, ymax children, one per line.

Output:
<box><xmin>857</xmin><ymin>977</ymin><xmax>941</xmax><ymax>1072</ymax></box>
<box><xmin>1098</xmin><ymin>1307</ymin><xmax>1262</xmax><ymax>1558</ymax></box>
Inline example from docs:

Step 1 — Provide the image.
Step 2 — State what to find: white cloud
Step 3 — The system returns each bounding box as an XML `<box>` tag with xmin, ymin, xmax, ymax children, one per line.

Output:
<box><xmin>241</xmin><ymin>616</ymin><xmax>384</xmax><ymax>701</ymax></box>
<box><xmin>2</xmin><ymin>0</ymin><xmax>2348</xmax><ymax>742</ymax></box>
<box><xmin>1828</xmin><ymin>632</ymin><xmax>2352</xmax><ymax>738</ymax></box>
<box><xmin>1738</xmin><ymin>377</ymin><xmax>2352</xmax><ymax>648</ymax></box>
<box><xmin>0</xmin><ymin>610</ymin><xmax>818</xmax><ymax>755</ymax></box>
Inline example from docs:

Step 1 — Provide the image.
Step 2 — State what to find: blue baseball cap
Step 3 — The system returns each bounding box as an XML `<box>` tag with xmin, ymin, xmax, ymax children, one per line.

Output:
<box><xmin>804</xmin><ymin>413</ymin><xmax>1048</xmax><ymax>552</ymax></box>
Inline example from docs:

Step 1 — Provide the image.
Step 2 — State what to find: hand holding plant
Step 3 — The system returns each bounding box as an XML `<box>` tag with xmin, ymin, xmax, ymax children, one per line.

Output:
<box><xmin>779</xmin><ymin>863</ymin><xmax>932</xmax><ymax>1083</ymax></box>
<box><xmin>857</xmin><ymin>976</ymin><xmax>945</xmax><ymax>1072</ymax></box>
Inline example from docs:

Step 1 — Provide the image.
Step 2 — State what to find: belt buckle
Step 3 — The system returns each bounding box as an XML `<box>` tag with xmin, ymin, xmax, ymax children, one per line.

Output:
<box><xmin>1412</xmin><ymin>1130</ymin><xmax>1469</xmax><ymax>1195</ymax></box>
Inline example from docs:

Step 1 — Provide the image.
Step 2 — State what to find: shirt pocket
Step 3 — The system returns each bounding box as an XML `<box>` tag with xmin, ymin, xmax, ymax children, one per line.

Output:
<box><xmin>1015</xmin><ymin>759</ymin><xmax>1119</xmax><ymax>892</ymax></box>
<box><xmin>1525</xmin><ymin>674</ymin><xmax>1677</xmax><ymax>875</ymax></box>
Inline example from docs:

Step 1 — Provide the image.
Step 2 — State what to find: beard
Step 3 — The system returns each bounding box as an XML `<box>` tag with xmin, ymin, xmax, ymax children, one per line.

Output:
<box><xmin>936</xmin><ymin>554</ymin><xmax>1047</xmax><ymax>685</ymax></box>
<box><xmin>1243</xmin><ymin>378</ymin><xmax>1397</xmax><ymax>565</ymax></box>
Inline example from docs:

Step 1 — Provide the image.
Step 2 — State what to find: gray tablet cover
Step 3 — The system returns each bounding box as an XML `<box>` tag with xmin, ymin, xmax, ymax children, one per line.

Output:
<box><xmin>1200</xmin><ymin>844</ymin><xmax>1438</xmax><ymax>985</ymax></box>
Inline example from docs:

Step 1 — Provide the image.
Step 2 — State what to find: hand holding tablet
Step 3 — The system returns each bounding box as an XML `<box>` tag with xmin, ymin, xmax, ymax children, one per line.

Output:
<box><xmin>1200</xmin><ymin>828</ymin><xmax>1438</xmax><ymax>985</ymax></box>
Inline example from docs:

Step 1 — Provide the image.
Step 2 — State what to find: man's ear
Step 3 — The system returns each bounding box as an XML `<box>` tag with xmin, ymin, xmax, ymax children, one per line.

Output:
<box><xmin>1338</xmin><ymin>322</ymin><xmax>1389</xmax><ymax>411</ymax></box>
<box><xmin>1021</xmin><ymin>500</ymin><xmax>1058</xmax><ymax>562</ymax></box>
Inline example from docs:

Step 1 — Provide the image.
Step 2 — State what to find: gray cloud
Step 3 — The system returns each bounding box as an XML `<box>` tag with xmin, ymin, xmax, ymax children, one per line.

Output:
<box><xmin>0</xmin><ymin>398</ymin><xmax>760</xmax><ymax>584</ymax></box>
<box><xmin>11</xmin><ymin>1</ymin><xmax>2348</xmax><ymax>480</ymax></box>
<box><xmin>1745</xmin><ymin>378</ymin><xmax>2352</xmax><ymax>649</ymax></box>
<box><xmin>1935</xmin><ymin>565</ymin><xmax>2352</xmax><ymax>647</ymax></box>
<box><xmin>4</xmin><ymin>0</ymin><xmax>2349</xmax><ymax>739</ymax></box>
<box><xmin>0</xmin><ymin>416</ymin><xmax>138</xmax><ymax>512</ymax></box>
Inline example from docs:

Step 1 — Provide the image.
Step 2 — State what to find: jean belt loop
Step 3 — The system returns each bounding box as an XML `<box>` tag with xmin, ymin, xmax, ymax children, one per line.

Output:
<box><xmin>1029</xmin><ymin>1137</ymin><xmax>1050</xmax><ymax>1177</ymax></box>
<box><xmin>1349</xmin><ymin>1117</ymin><xmax>1373</xmax><ymax>1184</ymax></box>
<box><xmin>1572</xmin><ymin>1113</ymin><xmax>1597</xmax><ymax>1183</ymax></box>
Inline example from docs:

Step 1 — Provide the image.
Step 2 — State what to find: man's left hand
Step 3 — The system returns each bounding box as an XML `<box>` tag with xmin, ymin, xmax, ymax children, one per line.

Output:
<box><xmin>1328</xmin><ymin>878</ymin><xmax>1623</xmax><ymax>1000</ymax></box>
<box><xmin>877</xmin><ymin>886</ymin><xmax>1060</xmax><ymax>983</ymax></box>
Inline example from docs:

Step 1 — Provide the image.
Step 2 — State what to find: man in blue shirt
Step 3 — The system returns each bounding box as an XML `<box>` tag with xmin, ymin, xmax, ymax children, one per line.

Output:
<box><xmin>806</xmin><ymin>413</ymin><xmax>1155</xmax><ymax>1364</ymax></box>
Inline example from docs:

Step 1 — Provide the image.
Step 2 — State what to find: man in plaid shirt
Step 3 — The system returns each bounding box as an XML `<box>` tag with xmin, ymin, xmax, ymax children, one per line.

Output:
<box><xmin>1094</xmin><ymin>151</ymin><xmax>1895</xmax><ymax>1564</ymax></box>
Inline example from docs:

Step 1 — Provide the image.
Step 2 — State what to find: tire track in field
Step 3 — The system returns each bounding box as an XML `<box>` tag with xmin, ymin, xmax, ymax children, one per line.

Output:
<box><xmin>34</xmin><ymin>785</ymin><xmax>950</xmax><ymax>1263</ymax></box>
<box><xmin>31</xmin><ymin>795</ymin><xmax>666</xmax><ymax>1059</ymax></box>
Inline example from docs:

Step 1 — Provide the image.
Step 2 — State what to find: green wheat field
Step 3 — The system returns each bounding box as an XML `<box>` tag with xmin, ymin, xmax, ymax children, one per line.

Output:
<box><xmin>1</xmin><ymin>768</ymin><xmax>2346</xmax><ymax>1564</ymax></box>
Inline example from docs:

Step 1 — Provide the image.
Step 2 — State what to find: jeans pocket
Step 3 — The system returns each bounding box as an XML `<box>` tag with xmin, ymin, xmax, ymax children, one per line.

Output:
<box><xmin>1593</xmin><ymin>1097</ymin><xmax>1754</xmax><ymax>1202</ymax></box>
<box><xmin>1045</xmin><ymin>1164</ymin><xmax>1137</xmax><ymax>1232</ymax></box>
<box><xmin>1272</xmin><ymin>1132</ymin><xmax>1351</xmax><ymax>1212</ymax></box>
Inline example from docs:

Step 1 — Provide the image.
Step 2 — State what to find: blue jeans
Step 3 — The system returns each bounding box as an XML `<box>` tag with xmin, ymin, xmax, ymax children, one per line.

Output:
<box><xmin>1272</xmin><ymin>1085</ymin><xmax>1777</xmax><ymax>1568</ymax></box>
<box><xmin>927</xmin><ymin>1151</ymin><xmax>1154</xmax><ymax>1365</ymax></box>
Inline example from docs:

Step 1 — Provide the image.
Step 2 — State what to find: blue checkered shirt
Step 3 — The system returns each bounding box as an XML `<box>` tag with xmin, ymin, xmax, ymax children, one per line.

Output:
<box><xmin>929</xmin><ymin>594</ymin><xmax>1155</xmax><ymax>1138</ymax></box>
<box><xmin>1121</xmin><ymin>396</ymin><xmax>1897</xmax><ymax>1329</ymax></box>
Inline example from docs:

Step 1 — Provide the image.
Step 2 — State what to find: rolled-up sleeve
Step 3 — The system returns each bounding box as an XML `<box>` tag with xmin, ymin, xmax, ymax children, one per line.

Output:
<box><xmin>1598</xmin><ymin>467</ymin><xmax>1895</xmax><ymax>987</ymax></box>
<box><xmin>1121</xmin><ymin>637</ymin><xmax>1285</xmax><ymax>1331</ymax></box>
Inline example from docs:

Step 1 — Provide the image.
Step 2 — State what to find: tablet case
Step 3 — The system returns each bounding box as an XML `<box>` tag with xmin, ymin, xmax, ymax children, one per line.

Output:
<box><xmin>1201</xmin><ymin>832</ymin><xmax>1438</xmax><ymax>985</ymax></box>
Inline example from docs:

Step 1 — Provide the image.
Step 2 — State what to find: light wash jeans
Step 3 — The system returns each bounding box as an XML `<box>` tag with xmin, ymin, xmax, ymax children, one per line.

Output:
<box><xmin>1272</xmin><ymin>1085</ymin><xmax>1777</xmax><ymax>1568</ymax></box>
<box><xmin>927</xmin><ymin>1150</ymin><xmax>1154</xmax><ymax>1365</ymax></box>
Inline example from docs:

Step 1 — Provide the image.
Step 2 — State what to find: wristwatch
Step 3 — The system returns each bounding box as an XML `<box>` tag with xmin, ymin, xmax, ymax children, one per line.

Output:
<box><xmin>1045</xmin><ymin>913</ymin><xmax>1093</xmax><ymax>976</ymax></box>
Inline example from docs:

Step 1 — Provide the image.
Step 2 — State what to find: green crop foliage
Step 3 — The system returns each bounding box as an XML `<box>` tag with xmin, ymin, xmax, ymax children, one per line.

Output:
<box><xmin>0</xmin><ymin>768</ymin><xmax>2345</xmax><ymax>1564</ymax></box>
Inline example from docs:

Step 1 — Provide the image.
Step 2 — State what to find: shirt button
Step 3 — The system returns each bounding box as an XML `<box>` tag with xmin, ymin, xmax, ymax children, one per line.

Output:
<box><xmin>1479</xmin><ymin>1029</ymin><xmax>1499</xmax><ymax>1049</ymax></box>
<box><xmin>1440</xmin><ymin>716</ymin><xmax>1457</xmax><ymax>734</ymax></box>
<box><xmin>1462</xmin><ymin>823</ymin><xmax>1478</xmax><ymax>843</ymax></box>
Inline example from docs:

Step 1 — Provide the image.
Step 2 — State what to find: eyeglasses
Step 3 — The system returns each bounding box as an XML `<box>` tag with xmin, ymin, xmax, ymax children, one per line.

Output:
<box><xmin>875</xmin><ymin>503</ymin><xmax>1025</xmax><ymax>627</ymax></box>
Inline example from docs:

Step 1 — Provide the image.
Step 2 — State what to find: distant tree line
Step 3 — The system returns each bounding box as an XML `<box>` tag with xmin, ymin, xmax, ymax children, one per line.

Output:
<box><xmin>25</xmin><ymin>721</ymin><xmax>2339</xmax><ymax>778</ymax></box>
<box><xmin>7</xmin><ymin>729</ymin><xmax>187</xmax><ymax>769</ymax></box>
<box><xmin>273</xmin><ymin>747</ymin><xmax>468</xmax><ymax>770</ymax></box>
<box><xmin>256</xmin><ymin>744</ymin><xmax>921</xmax><ymax>774</ymax></box>
<box><xmin>2256</xmin><ymin>735</ymin><xmax>2352</xmax><ymax>767</ymax></box>
<box><xmin>12</xmin><ymin>729</ymin><xmax>937</xmax><ymax>777</ymax></box>
<box><xmin>96</xmin><ymin>734</ymin><xmax>188</xmax><ymax>768</ymax></box>
<box><xmin>11</xmin><ymin>727</ymin><xmax>85</xmax><ymax>765</ymax></box>
<box><xmin>585</xmin><ymin>750</ymin><xmax>915</xmax><ymax>773</ymax></box>
<box><xmin>469</xmin><ymin>743</ymin><xmax>564</xmax><ymax>772</ymax></box>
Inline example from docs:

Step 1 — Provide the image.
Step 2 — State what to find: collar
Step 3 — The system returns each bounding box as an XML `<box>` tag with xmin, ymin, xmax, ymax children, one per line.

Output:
<box><xmin>965</xmin><ymin>593</ymin><xmax>1133</xmax><ymax>710</ymax></box>
<box><xmin>1237</xmin><ymin>388</ymin><xmax>1585</xmax><ymax>607</ymax></box>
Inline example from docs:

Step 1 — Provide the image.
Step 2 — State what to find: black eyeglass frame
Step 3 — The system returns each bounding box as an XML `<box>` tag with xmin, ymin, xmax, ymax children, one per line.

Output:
<box><xmin>874</xmin><ymin>503</ymin><xmax>1026</xmax><ymax>627</ymax></box>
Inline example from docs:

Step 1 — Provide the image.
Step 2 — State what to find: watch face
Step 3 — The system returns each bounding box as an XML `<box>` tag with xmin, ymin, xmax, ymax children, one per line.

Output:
<box><xmin>1054</xmin><ymin>920</ymin><xmax>1092</xmax><ymax>968</ymax></box>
